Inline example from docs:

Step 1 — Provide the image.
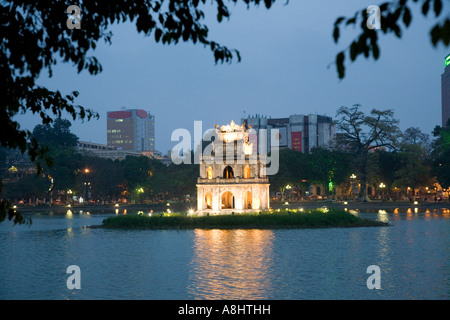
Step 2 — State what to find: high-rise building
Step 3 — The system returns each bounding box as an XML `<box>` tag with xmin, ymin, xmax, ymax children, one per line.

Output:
<box><xmin>107</xmin><ymin>108</ymin><xmax>155</xmax><ymax>152</ymax></box>
<box><xmin>442</xmin><ymin>54</ymin><xmax>450</xmax><ymax>127</ymax></box>
<box><xmin>242</xmin><ymin>113</ymin><xmax>335</xmax><ymax>153</ymax></box>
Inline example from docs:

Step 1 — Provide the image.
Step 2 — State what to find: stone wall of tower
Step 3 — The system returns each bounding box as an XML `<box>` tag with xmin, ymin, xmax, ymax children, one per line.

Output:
<box><xmin>196</xmin><ymin>121</ymin><xmax>270</xmax><ymax>215</ymax></box>
<box><xmin>197</xmin><ymin>183</ymin><xmax>270</xmax><ymax>213</ymax></box>
<box><xmin>199</xmin><ymin>160</ymin><xmax>264</xmax><ymax>180</ymax></box>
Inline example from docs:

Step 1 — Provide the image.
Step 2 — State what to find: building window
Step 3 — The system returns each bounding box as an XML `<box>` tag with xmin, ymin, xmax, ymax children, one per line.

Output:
<box><xmin>244</xmin><ymin>165</ymin><xmax>251</xmax><ymax>179</ymax></box>
<box><xmin>244</xmin><ymin>191</ymin><xmax>252</xmax><ymax>209</ymax></box>
<box><xmin>221</xmin><ymin>191</ymin><xmax>234</xmax><ymax>209</ymax></box>
<box><xmin>207</xmin><ymin>166</ymin><xmax>213</xmax><ymax>179</ymax></box>
<box><xmin>223</xmin><ymin>166</ymin><xmax>234</xmax><ymax>179</ymax></box>
<box><xmin>205</xmin><ymin>192</ymin><xmax>212</xmax><ymax>209</ymax></box>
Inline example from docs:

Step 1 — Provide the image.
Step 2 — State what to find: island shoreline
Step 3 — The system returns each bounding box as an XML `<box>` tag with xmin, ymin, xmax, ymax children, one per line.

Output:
<box><xmin>14</xmin><ymin>200</ymin><xmax>450</xmax><ymax>215</ymax></box>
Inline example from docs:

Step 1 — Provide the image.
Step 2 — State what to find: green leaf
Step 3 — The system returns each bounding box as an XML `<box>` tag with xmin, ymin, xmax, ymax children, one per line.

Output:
<box><xmin>336</xmin><ymin>51</ymin><xmax>345</xmax><ymax>79</ymax></box>
<box><xmin>333</xmin><ymin>26</ymin><xmax>340</xmax><ymax>43</ymax></box>
<box><xmin>402</xmin><ymin>7</ymin><xmax>411</xmax><ymax>27</ymax></box>
<box><xmin>346</xmin><ymin>17</ymin><xmax>356</xmax><ymax>26</ymax></box>
<box><xmin>154</xmin><ymin>28</ymin><xmax>162</xmax><ymax>42</ymax></box>
<box><xmin>433</xmin><ymin>0</ymin><xmax>442</xmax><ymax>16</ymax></box>
<box><xmin>335</xmin><ymin>16</ymin><xmax>345</xmax><ymax>25</ymax></box>
<box><xmin>264</xmin><ymin>0</ymin><xmax>273</xmax><ymax>9</ymax></box>
<box><xmin>430</xmin><ymin>24</ymin><xmax>441</xmax><ymax>46</ymax></box>
<box><xmin>372</xmin><ymin>43</ymin><xmax>380</xmax><ymax>60</ymax></box>
<box><xmin>422</xmin><ymin>0</ymin><xmax>430</xmax><ymax>15</ymax></box>
<box><xmin>349</xmin><ymin>41</ymin><xmax>358</xmax><ymax>61</ymax></box>
<box><xmin>235</xmin><ymin>49</ymin><xmax>241</xmax><ymax>63</ymax></box>
<box><xmin>442</xmin><ymin>19</ymin><xmax>450</xmax><ymax>46</ymax></box>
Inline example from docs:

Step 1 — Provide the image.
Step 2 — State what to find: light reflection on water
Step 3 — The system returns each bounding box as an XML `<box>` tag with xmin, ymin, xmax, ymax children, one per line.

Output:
<box><xmin>0</xmin><ymin>209</ymin><xmax>449</xmax><ymax>299</ymax></box>
<box><xmin>188</xmin><ymin>229</ymin><xmax>274</xmax><ymax>299</ymax></box>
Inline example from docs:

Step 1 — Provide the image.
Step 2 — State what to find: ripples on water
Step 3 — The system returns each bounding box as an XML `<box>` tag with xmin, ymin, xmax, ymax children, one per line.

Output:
<box><xmin>188</xmin><ymin>229</ymin><xmax>275</xmax><ymax>300</ymax></box>
<box><xmin>0</xmin><ymin>209</ymin><xmax>449</xmax><ymax>300</ymax></box>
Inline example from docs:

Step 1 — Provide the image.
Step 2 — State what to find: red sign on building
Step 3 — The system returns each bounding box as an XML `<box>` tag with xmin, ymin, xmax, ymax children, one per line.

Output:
<box><xmin>291</xmin><ymin>131</ymin><xmax>302</xmax><ymax>152</ymax></box>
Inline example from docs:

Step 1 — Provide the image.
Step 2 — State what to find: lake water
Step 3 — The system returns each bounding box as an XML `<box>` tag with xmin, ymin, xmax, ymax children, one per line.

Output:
<box><xmin>0</xmin><ymin>209</ymin><xmax>449</xmax><ymax>300</ymax></box>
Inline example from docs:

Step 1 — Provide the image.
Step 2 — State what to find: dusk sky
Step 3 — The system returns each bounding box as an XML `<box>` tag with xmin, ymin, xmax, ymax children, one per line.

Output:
<box><xmin>15</xmin><ymin>0</ymin><xmax>449</xmax><ymax>154</ymax></box>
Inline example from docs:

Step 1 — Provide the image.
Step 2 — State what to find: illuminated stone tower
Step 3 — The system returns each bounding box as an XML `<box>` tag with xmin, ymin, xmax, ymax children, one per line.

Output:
<box><xmin>196</xmin><ymin>121</ymin><xmax>270</xmax><ymax>215</ymax></box>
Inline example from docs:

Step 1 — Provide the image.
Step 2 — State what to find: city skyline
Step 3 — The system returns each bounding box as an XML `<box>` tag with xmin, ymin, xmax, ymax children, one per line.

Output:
<box><xmin>13</xmin><ymin>1</ymin><xmax>449</xmax><ymax>154</ymax></box>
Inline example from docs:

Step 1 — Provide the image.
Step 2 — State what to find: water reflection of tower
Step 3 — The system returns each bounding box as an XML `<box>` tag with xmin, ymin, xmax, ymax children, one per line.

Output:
<box><xmin>188</xmin><ymin>229</ymin><xmax>274</xmax><ymax>300</ymax></box>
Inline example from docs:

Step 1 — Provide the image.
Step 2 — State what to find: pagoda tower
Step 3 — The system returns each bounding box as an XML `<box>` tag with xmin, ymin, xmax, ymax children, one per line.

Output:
<box><xmin>196</xmin><ymin>121</ymin><xmax>270</xmax><ymax>215</ymax></box>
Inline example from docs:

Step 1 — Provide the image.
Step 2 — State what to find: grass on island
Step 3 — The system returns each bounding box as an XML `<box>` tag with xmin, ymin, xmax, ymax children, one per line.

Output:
<box><xmin>101</xmin><ymin>208</ymin><xmax>388</xmax><ymax>230</ymax></box>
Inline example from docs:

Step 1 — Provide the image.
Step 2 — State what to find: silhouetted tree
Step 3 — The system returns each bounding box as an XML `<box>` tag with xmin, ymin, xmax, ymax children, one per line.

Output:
<box><xmin>334</xmin><ymin>104</ymin><xmax>401</xmax><ymax>201</ymax></box>
<box><xmin>1</xmin><ymin>0</ymin><xmax>279</xmax><ymax>176</ymax></box>
<box><xmin>333</xmin><ymin>0</ymin><xmax>449</xmax><ymax>78</ymax></box>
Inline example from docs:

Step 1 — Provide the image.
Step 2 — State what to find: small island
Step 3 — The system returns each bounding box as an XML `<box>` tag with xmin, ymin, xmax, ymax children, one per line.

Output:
<box><xmin>101</xmin><ymin>208</ymin><xmax>388</xmax><ymax>230</ymax></box>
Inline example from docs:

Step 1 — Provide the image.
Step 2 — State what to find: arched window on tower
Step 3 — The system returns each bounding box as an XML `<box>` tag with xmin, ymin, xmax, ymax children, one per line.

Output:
<box><xmin>244</xmin><ymin>191</ymin><xmax>252</xmax><ymax>209</ymax></box>
<box><xmin>205</xmin><ymin>192</ymin><xmax>212</xmax><ymax>209</ymax></box>
<box><xmin>244</xmin><ymin>165</ymin><xmax>251</xmax><ymax>179</ymax></box>
<box><xmin>207</xmin><ymin>166</ymin><xmax>213</xmax><ymax>179</ymax></box>
<box><xmin>221</xmin><ymin>191</ymin><xmax>235</xmax><ymax>209</ymax></box>
<box><xmin>223</xmin><ymin>166</ymin><xmax>234</xmax><ymax>179</ymax></box>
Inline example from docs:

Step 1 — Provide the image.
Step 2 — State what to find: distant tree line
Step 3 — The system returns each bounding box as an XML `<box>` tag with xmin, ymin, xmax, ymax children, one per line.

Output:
<box><xmin>1</xmin><ymin>106</ymin><xmax>449</xmax><ymax>207</ymax></box>
<box><xmin>272</xmin><ymin>105</ymin><xmax>450</xmax><ymax>202</ymax></box>
<box><xmin>0</xmin><ymin>118</ymin><xmax>198</xmax><ymax>205</ymax></box>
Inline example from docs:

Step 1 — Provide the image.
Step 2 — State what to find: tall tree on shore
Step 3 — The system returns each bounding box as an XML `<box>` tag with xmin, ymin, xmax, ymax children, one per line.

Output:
<box><xmin>269</xmin><ymin>149</ymin><xmax>303</xmax><ymax>201</ymax></box>
<box><xmin>32</xmin><ymin>118</ymin><xmax>81</xmax><ymax>193</ymax></box>
<box><xmin>431</xmin><ymin>122</ymin><xmax>450</xmax><ymax>189</ymax></box>
<box><xmin>393</xmin><ymin>127</ymin><xmax>433</xmax><ymax>196</ymax></box>
<box><xmin>334</xmin><ymin>104</ymin><xmax>401</xmax><ymax>201</ymax></box>
<box><xmin>303</xmin><ymin>147</ymin><xmax>353</xmax><ymax>199</ymax></box>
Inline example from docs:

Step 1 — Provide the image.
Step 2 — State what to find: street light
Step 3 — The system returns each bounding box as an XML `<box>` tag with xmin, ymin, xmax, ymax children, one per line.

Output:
<box><xmin>379</xmin><ymin>183</ymin><xmax>386</xmax><ymax>200</ymax></box>
<box><xmin>284</xmin><ymin>184</ymin><xmax>292</xmax><ymax>202</ymax></box>
<box><xmin>350</xmin><ymin>174</ymin><xmax>357</xmax><ymax>200</ymax></box>
<box><xmin>67</xmin><ymin>189</ymin><xmax>73</xmax><ymax>206</ymax></box>
<box><xmin>136</xmin><ymin>187</ymin><xmax>144</xmax><ymax>204</ymax></box>
<box><xmin>84</xmin><ymin>168</ymin><xmax>90</xmax><ymax>202</ymax></box>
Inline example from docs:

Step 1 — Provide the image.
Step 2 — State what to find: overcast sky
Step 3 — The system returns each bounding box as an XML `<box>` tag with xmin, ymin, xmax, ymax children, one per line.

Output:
<box><xmin>15</xmin><ymin>0</ymin><xmax>449</xmax><ymax>154</ymax></box>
